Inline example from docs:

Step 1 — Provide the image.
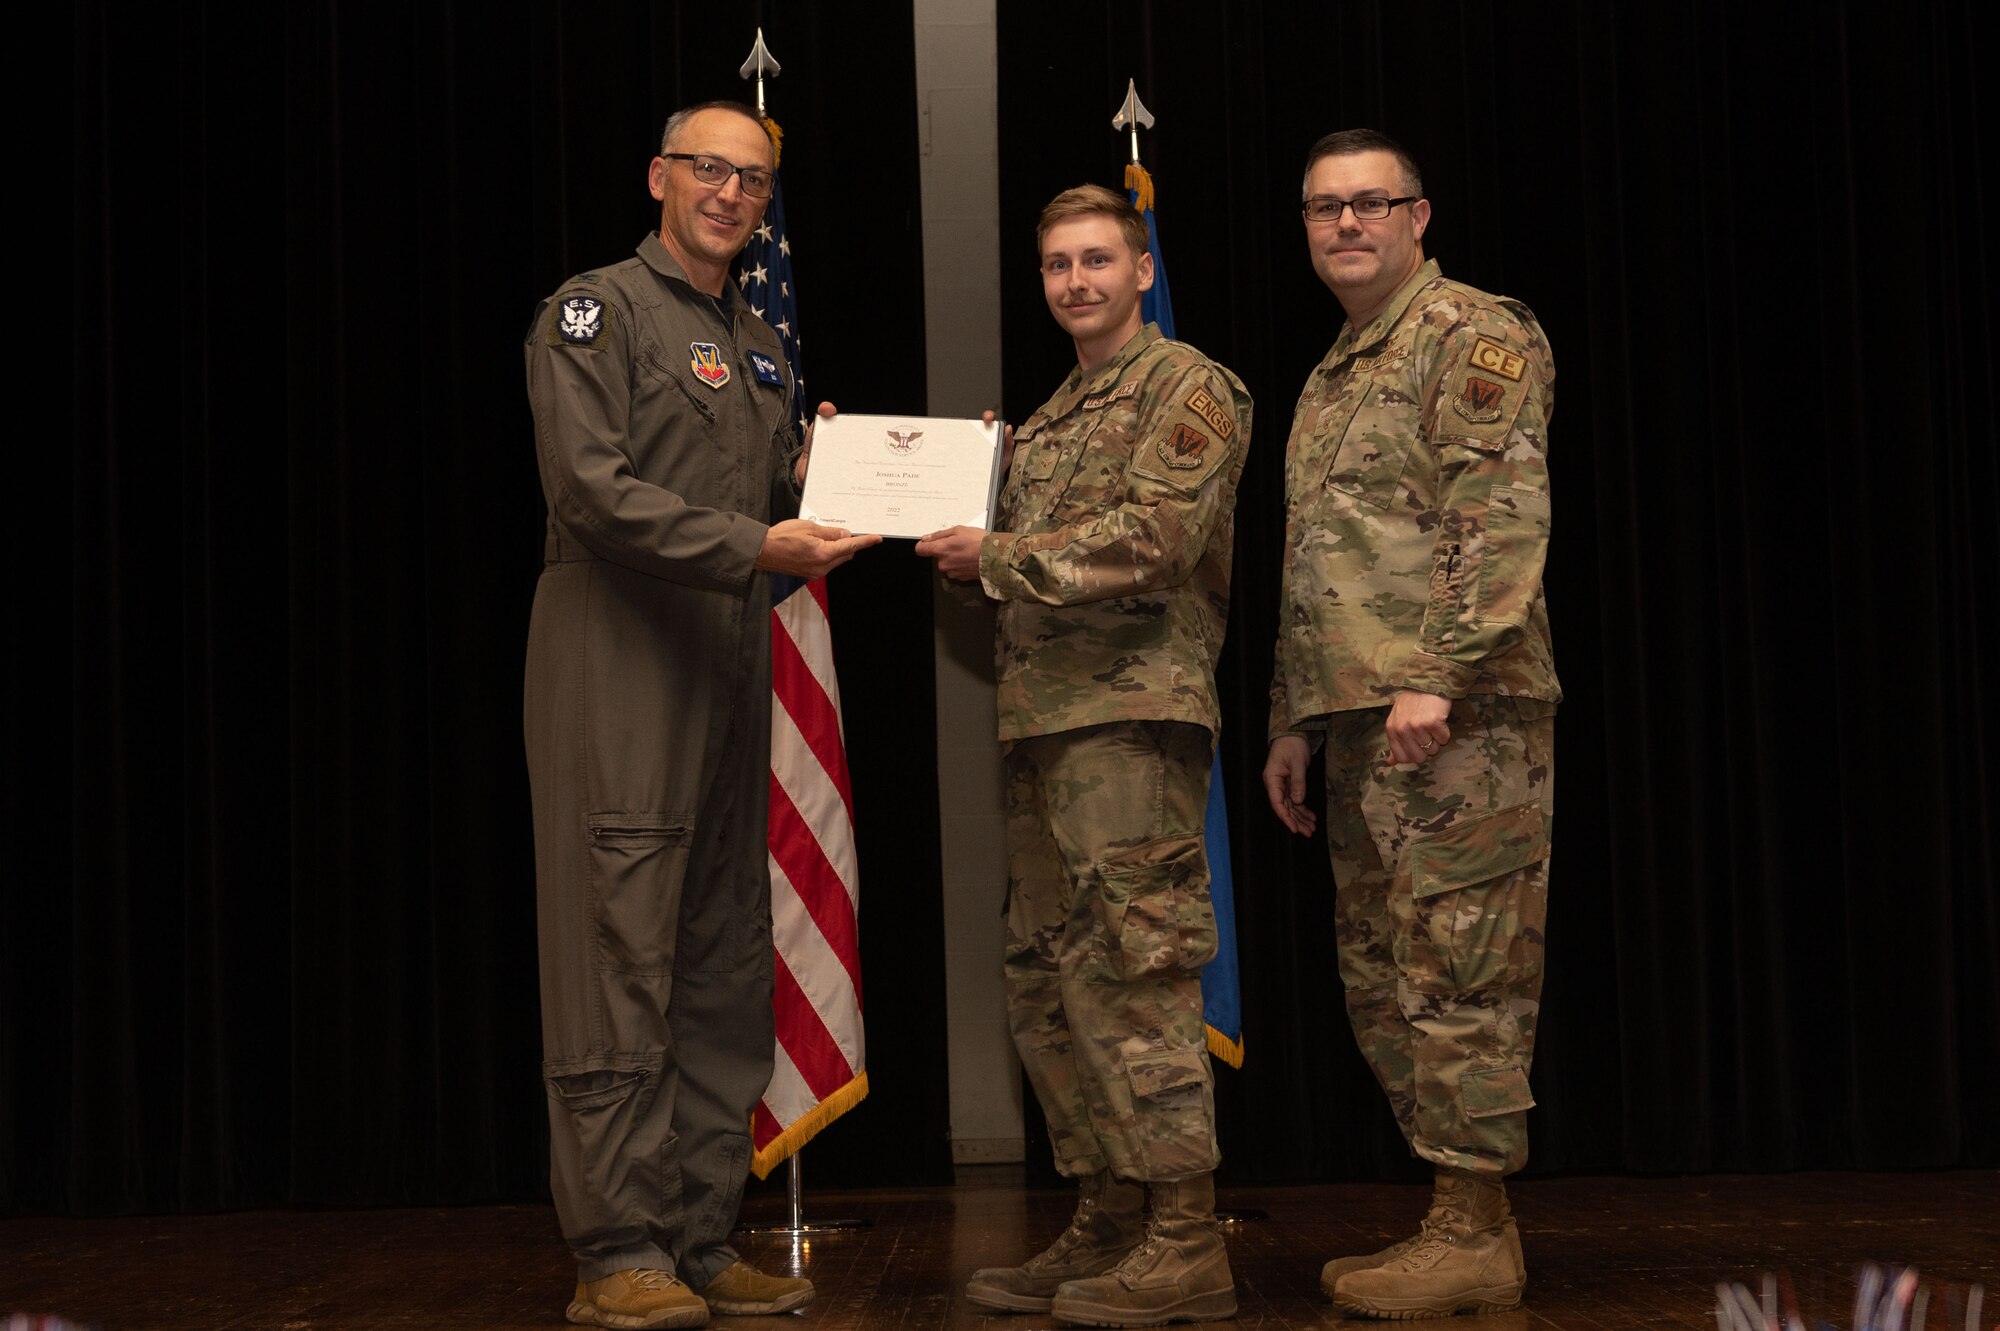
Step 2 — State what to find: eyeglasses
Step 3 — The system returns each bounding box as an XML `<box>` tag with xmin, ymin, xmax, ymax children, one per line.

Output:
<box><xmin>661</xmin><ymin>152</ymin><xmax>774</xmax><ymax>199</ymax></box>
<box><xmin>1302</xmin><ymin>195</ymin><xmax>1419</xmax><ymax>223</ymax></box>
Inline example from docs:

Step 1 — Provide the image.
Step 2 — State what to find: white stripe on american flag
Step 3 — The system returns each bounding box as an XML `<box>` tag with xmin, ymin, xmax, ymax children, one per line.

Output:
<box><xmin>776</xmin><ymin>576</ymin><xmax>845</xmax><ymax>736</ymax></box>
<box><xmin>761</xmin><ymin>1038</ymin><xmax>818</xmax><ymax>1125</ymax></box>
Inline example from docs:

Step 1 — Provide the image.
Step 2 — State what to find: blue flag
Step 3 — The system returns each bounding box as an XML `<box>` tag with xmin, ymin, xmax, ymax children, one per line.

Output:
<box><xmin>1126</xmin><ymin>163</ymin><xmax>1244</xmax><ymax>1069</ymax></box>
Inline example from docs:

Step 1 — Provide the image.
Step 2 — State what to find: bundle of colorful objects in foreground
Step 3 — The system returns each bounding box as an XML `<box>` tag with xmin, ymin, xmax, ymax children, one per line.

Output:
<box><xmin>1713</xmin><ymin>1264</ymin><xmax>1987</xmax><ymax>1331</ymax></box>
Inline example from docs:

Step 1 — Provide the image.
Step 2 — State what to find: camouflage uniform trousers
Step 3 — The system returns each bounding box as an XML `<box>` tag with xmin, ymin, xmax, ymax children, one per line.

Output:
<box><xmin>1003</xmin><ymin>719</ymin><xmax>1222</xmax><ymax>1182</ymax></box>
<box><xmin>1323</xmin><ymin>693</ymin><xmax>1555</xmax><ymax>1178</ymax></box>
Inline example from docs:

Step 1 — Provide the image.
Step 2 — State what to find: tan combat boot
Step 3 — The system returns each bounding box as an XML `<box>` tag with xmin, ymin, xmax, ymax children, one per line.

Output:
<box><xmin>967</xmin><ymin>1171</ymin><xmax>1148</xmax><ymax>1313</ymax></box>
<box><xmin>566</xmin><ymin>1268</ymin><xmax>709</xmax><ymax>1329</ymax></box>
<box><xmin>1048</xmin><ymin>1174</ymin><xmax>1236</xmax><ymax>1327</ymax></box>
<box><xmin>1332</xmin><ymin>1170</ymin><xmax>1525</xmax><ymax>1319</ymax></box>
<box><xmin>692</xmin><ymin>1259</ymin><xmax>814</xmax><ymax>1315</ymax></box>
<box><xmin>1319</xmin><ymin>1232</ymin><xmax>1428</xmax><ymax>1297</ymax></box>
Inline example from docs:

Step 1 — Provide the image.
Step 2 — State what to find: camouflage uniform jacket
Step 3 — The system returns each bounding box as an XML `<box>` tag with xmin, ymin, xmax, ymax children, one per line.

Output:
<box><xmin>1269</xmin><ymin>259</ymin><xmax>1560</xmax><ymax>741</ymax></box>
<box><xmin>980</xmin><ymin>324</ymin><xmax>1252</xmax><ymax>743</ymax></box>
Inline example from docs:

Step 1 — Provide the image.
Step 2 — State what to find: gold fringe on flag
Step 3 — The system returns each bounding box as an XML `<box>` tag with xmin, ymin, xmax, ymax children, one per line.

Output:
<box><xmin>1124</xmin><ymin>161</ymin><xmax>1156</xmax><ymax>214</ymax></box>
<box><xmin>1205</xmin><ymin>1023</ymin><xmax>1244</xmax><ymax>1070</ymax></box>
<box><xmin>761</xmin><ymin>116</ymin><xmax>784</xmax><ymax>168</ymax></box>
<box><xmin>747</xmin><ymin>1071</ymin><xmax>869</xmax><ymax>1180</ymax></box>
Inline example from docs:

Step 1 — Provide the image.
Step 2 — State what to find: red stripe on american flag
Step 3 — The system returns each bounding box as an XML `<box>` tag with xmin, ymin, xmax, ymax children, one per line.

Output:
<box><xmin>752</xmin><ymin>1099</ymin><xmax>784</xmax><ymax>1148</ymax></box>
<box><xmin>772</xmin><ymin>947</ymin><xmax>855</xmax><ymax>1101</ymax></box>
<box><xmin>771</xmin><ymin>590</ymin><xmax>856</xmax><ymax>818</ymax></box>
<box><xmin>767</xmin><ymin>774</ymin><xmax>865</xmax><ymax>1000</ymax></box>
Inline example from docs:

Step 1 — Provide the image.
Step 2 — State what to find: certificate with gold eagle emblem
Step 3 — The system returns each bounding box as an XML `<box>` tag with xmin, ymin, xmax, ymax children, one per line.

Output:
<box><xmin>799</xmin><ymin>413</ymin><xmax>1005</xmax><ymax>539</ymax></box>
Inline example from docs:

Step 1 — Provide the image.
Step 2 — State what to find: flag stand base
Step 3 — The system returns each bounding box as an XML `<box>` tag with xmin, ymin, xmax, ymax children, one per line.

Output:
<box><xmin>736</xmin><ymin>1153</ymin><xmax>873</xmax><ymax>1235</ymax></box>
<box><xmin>1215</xmin><ymin>1207</ymin><xmax>1269</xmax><ymax>1225</ymax></box>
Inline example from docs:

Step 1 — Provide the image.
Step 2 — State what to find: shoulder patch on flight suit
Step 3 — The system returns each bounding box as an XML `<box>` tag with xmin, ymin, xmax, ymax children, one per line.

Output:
<box><xmin>748</xmin><ymin>350</ymin><xmax>785</xmax><ymax>386</ymax></box>
<box><xmin>548</xmin><ymin>293</ymin><xmax>608</xmax><ymax>347</ymax></box>
<box><xmin>553</xmin><ymin>296</ymin><xmax>606</xmax><ymax>347</ymax></box>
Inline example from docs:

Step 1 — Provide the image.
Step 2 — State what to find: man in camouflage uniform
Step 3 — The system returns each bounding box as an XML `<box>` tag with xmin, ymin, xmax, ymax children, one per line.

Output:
<box><xmin>1262</xmin><ymin>129</ymin><xmax>1560</xmax><ymax>1320</ymax></box>
<box><xmin>917</xmin><ymin>184</ymin><xmax>1250</xmax><ymax>1327</ymax></box>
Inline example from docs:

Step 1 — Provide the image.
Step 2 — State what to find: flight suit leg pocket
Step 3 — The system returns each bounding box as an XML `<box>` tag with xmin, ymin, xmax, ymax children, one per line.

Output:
<box><xmin>1398</xmin><ymin>802</ymin><xmax>1549</xmax><ymax>994</ymax></box>
<box><xmin>1094</xmin><ymin>837</ymin><xmax>1216</xmax><ymax>981</ymax></box>
<box><xmin>545</xmin><ymin>1051</ymin><xmax>668</xmax><ymax>1231</ymax></box>
<box><xmin>587</xmin><ymin>812</ymin><xmax>695</xmax><ymax>976</ymax></box>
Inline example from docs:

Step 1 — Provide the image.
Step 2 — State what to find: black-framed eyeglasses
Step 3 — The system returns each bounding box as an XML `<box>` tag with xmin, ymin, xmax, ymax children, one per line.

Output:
<box><xmin>1302</xmin><ymin>195</ymin><xmax>1419</xmax><ymax>223</ymax></box>
<box><xmin>661</xmin><ymin>152</ymin><xmax>774</xmax><ymax>199</ymax></box>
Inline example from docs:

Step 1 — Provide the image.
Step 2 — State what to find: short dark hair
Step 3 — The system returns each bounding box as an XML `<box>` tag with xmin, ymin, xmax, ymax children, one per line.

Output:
<box><xmin>1301</xmin><ymin>128</ymin><xmax>1423</xmax><ymax>200</ymax></box>
<box><xmin>659</xmin><ymin>100</ymin><xmax>771</xmax><ymax>158</ymax></box>
<box><xmin>1036</xmin><ymin>184</ymin><xmax>1149</xmax><ymax>258</ymax></box>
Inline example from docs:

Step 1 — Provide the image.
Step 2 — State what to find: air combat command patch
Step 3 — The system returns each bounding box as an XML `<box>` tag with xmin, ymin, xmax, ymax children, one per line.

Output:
<box><xmin>1454</xmin><ymin>374</ymin><xmax>1507</xmax><ymax>424</ymax></box>
<box><xmin>690</xmin><ymin>342</ymin><xmax>731</xmax><ymax>388</ymax></box>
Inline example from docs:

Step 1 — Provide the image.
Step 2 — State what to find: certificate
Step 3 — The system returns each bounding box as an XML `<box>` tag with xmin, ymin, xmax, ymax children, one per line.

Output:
<box><xmin>798</xmin><ymin>413</ymin><xmax>1005</xmax><ymax>539</ymax></box>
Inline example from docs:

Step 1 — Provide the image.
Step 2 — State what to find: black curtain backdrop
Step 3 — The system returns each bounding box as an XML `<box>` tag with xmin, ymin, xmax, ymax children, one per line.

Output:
<box><xmin>17</xmin><ymin>0</ymin><xmax>1994</xmax><ymax>1216</ymax></box>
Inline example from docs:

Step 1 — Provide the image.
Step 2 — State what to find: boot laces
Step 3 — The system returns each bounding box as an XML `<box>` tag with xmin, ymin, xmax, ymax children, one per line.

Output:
<box><xmin>1022</xmin><ymin>1196</ymin><xmax>1100</xmax><ymax>1271</ymax></box>
<box><xmin>628</xmin><ymin>1270</ymin><xmax>682</xmax><ymax>1291</ymax></box>
<box><xmin>1110</xmin><ymin>1219</ymin><xmax>1170</xmax><ymax>1277</ymax></box>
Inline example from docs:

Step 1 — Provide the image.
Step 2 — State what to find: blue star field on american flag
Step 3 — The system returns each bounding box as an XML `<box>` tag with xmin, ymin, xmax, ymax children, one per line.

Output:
<box><xmin>735</xmin><ymin>176</ymin><xmax>806</xmax><ymax>435</ymax></box>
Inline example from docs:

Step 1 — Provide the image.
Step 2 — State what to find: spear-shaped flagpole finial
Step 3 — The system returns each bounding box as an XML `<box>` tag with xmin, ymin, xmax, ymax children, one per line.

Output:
<box><xmin>739</xmin><ymin>27</ymin><xmax>782</xmax><ymax>118</ymax></box>
<box><xmin>1111</xmin><ymin>77</ymin><xmax>1155</xmax><ymax>165</ymax></box>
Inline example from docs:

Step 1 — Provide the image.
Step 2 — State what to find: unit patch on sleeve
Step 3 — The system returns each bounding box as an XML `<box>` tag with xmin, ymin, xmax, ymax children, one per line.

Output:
<box><xmin>1469</xmin><ymin>337</ymin><xmax>1526</xmax><ymax>382</ymax></box>
<box><xmin>557</xmin><ymin>296</ymin><xmax>604</xmax><ymax>345</ymax></box>
<box><xmin>1160</xmin><ymin>423</ymin><xmax>1209</xmax><ymax>468</ymax></box>
<box><xmin>1453</xmin><ymin>375</ymin><xmax>1507</xmax><ymax>424</ymax></box>
<box><xmin>689</xmin><ymin>342</ymin><xmax>732</xmax><ymax>389</ymax></box>
<box><xmin>748</xmin><ymin>350</ymin><xmax>785</xmax><ymax>386</ymax></box>
<box><xmin>1183</xmin><ymin>384</ymin><xmax>1235</xmax><ymax>439</ymax></box>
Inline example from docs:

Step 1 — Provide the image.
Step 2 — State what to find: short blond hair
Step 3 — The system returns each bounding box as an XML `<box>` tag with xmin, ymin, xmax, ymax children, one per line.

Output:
<box><xmin>1036</xmin><ymin>184</ymin><xmax>1148</xmax><ymax>258</ymax></box>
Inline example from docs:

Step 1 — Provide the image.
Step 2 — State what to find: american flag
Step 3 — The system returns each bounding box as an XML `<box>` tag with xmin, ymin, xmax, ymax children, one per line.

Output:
<box><xmin>737</xmin><ymin>138</ymin><xmax>870</xmax><ymax>1178</ymax></box>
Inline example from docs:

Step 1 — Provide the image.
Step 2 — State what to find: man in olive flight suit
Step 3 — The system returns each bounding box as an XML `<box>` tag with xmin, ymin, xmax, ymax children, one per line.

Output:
<box><xmin>1263</xmin><ymin>129</ymin><xmax>1560</xmax><ymax>1320</ymax></box>
<box><xmin>919</xmin><ymin>184</ymin><xmax>1251</xmax><ymax>1328</ymax></box>
<box><xmin>523</xmin><ymin>100</ymin><xmax>875</xmax><ymax>1330</ymax></box>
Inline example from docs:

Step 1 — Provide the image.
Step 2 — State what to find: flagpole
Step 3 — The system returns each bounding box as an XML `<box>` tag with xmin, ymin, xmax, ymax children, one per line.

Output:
<box><xmin>1111</xmin><ymin>74</ymin><xmax>1264</xmax><ymax>1229</ymax></box>
<box><xmin>733</xmin><ymin>27</ymin><xmax>869</xmax><ymax>1239</ymax></box>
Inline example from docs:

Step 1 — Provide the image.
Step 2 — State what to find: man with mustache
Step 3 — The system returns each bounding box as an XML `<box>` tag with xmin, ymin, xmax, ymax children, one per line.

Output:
<box><xmin>523</xmin><ymin>100</ymin><xmax>875</xmax><ymax>1329</ymax></box>
<box><xmin>919</xmin><ymin>184</ymin><xmax>1251</xmax><ymax>1327</ymax></box>
<box><xmin>1263</xmin><ymin>128</ymin><xmax>1560</xmax><ymax>1320</ymax></box>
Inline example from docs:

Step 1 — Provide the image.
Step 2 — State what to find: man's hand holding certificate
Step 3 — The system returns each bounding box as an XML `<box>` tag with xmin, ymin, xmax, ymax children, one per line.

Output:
<box><xmin>799</xmin><ymin>412</ymin><xmax>1005</xmax><ymax>540</ymax></box>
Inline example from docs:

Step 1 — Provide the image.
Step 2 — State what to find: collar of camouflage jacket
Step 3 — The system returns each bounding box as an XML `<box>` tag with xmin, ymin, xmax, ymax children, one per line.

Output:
<box><xmin>1056</xmin><ymin>322</ymin><xmax>1162</xmax><ymax>415</ymax></box>
<box><xmin>1333</xmin><ymin>257</ymin><xmax>1443</xmax><ymax>361</ymax></box>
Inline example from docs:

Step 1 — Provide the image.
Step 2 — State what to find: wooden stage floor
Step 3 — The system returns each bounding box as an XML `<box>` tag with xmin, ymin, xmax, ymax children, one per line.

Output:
<box><xmin>4</xmin><ymin>1170</ymin><xmax>1994</xmax><ymax>1329</ymax></box>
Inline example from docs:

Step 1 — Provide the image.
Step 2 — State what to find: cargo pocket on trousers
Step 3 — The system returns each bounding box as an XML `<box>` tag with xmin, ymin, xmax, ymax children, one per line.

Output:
<box><xmin>1460</xmin><ymin>1063</ymin><xmax>1535</xmax><ymax>1119</ymax></box>
<box><xmin>587</xmin><ymin>812</ymin><xmax>694</xmax><ymax>976</ymax></box>
<box><xmin>1125</xmin><ymin>1047</ymin><xmax>1214</xmax><ymax>1177</ymax></box>
<box><xmin>1400</xmin><ymin>802</ymin><xmax>1549</xmax><ymax>993</ymax></box>
<box><xmin>1097</xmin><ymin>837</ymin><xmax>1217</xmax><ymax>981</ymax></box>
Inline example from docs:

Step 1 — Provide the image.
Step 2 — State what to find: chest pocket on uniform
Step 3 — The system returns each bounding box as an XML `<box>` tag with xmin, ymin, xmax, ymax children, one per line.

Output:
<box><xmin>1327</xmin><ymin>380</ymin><xmax>1419</xmax><ymax>509</ymax></box>
<box><xmin>636</xmin><ymin>340</ymin><xmax>718</xmax><ymax>426</ymax></box>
